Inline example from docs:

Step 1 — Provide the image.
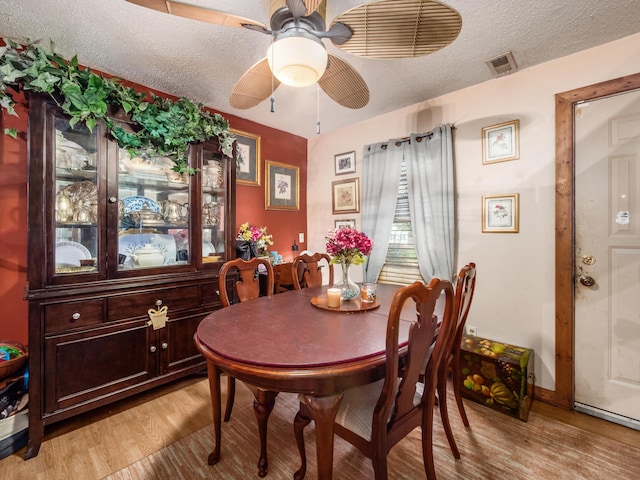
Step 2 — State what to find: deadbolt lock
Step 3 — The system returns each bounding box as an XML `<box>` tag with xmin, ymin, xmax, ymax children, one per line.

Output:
<box><xmin>581</xmin><ymin>255</ymin><xmax>596</xmax><ymax>265</ymax></box>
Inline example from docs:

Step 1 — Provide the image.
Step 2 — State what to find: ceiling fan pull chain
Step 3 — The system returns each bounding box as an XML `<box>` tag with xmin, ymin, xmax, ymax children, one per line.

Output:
<box><xmin>316</xmin><ymin>83</ymin><xmax>321</xmax><ymax>134</ymax></box>
<box><xmin>270</xmin><ymin>35</ymin><xmax>276</xmax><ymax>113</ymax></box>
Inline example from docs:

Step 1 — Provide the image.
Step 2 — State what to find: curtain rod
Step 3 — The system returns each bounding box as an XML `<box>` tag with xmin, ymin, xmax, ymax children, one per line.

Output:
<box><xmin>368</xmin><ymin>125</ymin><xmax>456</xmax><ymax>150</ymax></box>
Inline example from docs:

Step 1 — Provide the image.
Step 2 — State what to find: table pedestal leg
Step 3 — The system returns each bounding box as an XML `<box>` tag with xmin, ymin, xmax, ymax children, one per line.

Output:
<box><xmin>300</xmin><ymin>393</ymin><xmax>343</xmax><ymax>480</ymax></box>
<box><xmin>253</xmin><ymin>389</ymin><xmax>279</xmax><ymax>477</ymax></box>
<box><xmin>206</xmin><ymin>362</ymin><xmax>222</xmax><ymax>465</ymax></box>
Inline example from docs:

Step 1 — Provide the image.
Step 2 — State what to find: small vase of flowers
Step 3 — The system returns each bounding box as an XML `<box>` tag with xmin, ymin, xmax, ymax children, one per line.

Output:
<box><xmin>325</xmin><ymin>227</ymin><xmax>373</xmax><ymax>300</ymax></box>
<box><xmin>237</xmin><ymin>223</ymin><xmax>273</xmax><ymax>257</ymax></box>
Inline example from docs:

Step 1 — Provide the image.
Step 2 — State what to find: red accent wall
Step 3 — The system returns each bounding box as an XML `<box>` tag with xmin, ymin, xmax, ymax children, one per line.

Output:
<box><xmin>0</xmin><ymin>91</ymin><xmax>29</xmax><ymax>343</ymax></box>
<box><xmin>0</xmin><ymin>78</ymin><xmax>307</xmax><ymax>344</ymax></box>
<box><xmin>225</xmin><ymin>114</ymin><xmax>308</xmax><ymax>261</ymax></box>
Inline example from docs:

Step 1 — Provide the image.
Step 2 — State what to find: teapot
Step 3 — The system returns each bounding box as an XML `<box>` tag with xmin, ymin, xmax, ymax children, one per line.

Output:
<box><xmin>132</xmin><ymin>243</ymin><xmax>165</xmax><ymax>267</ymax></box>
<box><xmin>161</xmin><ymin>200</ymin><xmax>188</xmax><ymax>225</ymax></box>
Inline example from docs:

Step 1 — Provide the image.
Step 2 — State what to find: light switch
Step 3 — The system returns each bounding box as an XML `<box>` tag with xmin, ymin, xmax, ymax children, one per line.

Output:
<box><xmin>299</xmin><ymin>232</ymin><xmax>305</xmax><ymax>243</ymax></box>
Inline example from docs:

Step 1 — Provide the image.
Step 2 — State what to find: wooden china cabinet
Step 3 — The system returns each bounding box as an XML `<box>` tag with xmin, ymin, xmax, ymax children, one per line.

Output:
<box><xmin>24</xmin><ymin>95</ymin><xmax>236</xmax><ymax>458</ymax></box>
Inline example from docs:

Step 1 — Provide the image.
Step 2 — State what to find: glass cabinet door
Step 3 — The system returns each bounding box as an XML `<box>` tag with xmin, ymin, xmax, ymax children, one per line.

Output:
<box><xmin>54</xmin><ymin>116</ymin><xmax>99</xmax><ymax>275</ymax></box>
<box><xmin>117</xmin><ymin>148</ymin><xmax>191</xmax><ymax>270</ymax></box>
<box><xmin>202</xmin><ymin>144</ymin><xmax>226</xmax><ymax>264</ymax></box>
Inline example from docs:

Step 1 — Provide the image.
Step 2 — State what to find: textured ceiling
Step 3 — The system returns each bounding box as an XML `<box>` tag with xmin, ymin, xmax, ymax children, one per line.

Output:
<box><xmin>2</xmin><ymin>0</ymin><xmax>640</xmax><ymax>139</ymax></box>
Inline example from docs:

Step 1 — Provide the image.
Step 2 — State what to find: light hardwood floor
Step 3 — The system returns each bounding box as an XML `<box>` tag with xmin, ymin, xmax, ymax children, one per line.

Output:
<box><xmin>2</xmin><ymin>374</ymin><xmax>639</xmax><ymax>479</ymax></box>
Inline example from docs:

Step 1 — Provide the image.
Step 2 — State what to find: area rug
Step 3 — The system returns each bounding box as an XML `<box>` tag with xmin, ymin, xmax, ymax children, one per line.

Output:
<box><xmin>104</xmin><ymin>388</ymin><xmax>640</xmax><ymax>479</ymax></box>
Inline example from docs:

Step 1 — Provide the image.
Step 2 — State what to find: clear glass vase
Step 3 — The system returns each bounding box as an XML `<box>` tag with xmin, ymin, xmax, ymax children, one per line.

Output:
<box><xmin>335</xmin><ymin>259</ymin><xmax>360</xmax><ymax>300</ymax></box>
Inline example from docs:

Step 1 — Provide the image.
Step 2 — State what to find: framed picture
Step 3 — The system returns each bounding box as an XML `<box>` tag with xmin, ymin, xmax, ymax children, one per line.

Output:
<box><xmin>332</xmin><ymin>178</ymin><xmax>360</xmax><ymax>214</ymax></box>
<box><xmin>335</xmin><ymin>219</ymin><xmax>356</xmax><ymax>229</ymax></box>
<box><xmin>265</xmin><ymin>160</ymin><xmax>299</xmax><ymax>210</ymax></box>
<box><xmin>482</xmin><ymin>120</ymin><xmax>519</xmax><ymax>164</ymax></box>
<box><xmin>231</xmin><ymin>128</ymin><xmax>261</xmax><ymax>186</ymax></box>
<box><xmin>482</xmin><ymin>193</ymin><xmax>519</xmax><ymax>233</ymax></box>
<box><xmin>334</xmin><ymin>151</ymin><xmax>356</xmax><ymax>175</ymax></box>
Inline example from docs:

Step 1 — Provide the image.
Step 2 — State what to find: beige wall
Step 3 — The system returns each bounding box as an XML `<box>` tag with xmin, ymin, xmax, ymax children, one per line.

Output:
<box><xmin>307</xmin><ymin>32</ymin><xmax>640</xmax><ymax>391</ymax></box>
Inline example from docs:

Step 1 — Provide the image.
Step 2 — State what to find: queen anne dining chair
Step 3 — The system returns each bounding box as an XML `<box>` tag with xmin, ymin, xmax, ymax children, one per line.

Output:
<box><xmin>293</xmin><ymin>278</ymin><xmax>455</xmax><ymax>480</ymax></box>
<box><xmin>217</xmin><ymin>257</ymin><xmax>274</xmax><ymax>421</ymax></box>
<box><xmin>437</xmin><ymin>262</ymin><xmax>477</xmax><ymax>459</ymax></box>
<box><xmin>292</xmin><ymin>252</ymin><xmax>334</xmax><ymax>289</ymax></box>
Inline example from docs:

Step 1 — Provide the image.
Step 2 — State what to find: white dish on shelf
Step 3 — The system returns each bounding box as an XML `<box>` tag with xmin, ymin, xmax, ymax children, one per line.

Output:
<box><xmin>202</xmin><ymin>241</ymin><xmax>215</xmax><ymax>257</ymax></box>
<box><xmin>55</xmin><ymin>241</ymin><xmax>91</xmax><ymax>267</ymax></box>
<box><xmin>119</xmin><ymin>233</ymin><xmax>177</xmax><ymax>266</ymax></box>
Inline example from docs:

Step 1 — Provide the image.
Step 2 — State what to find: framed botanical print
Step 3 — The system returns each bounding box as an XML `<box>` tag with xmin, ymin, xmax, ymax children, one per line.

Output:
<box><xmin>265</xmin><ymin>160</ymin><xmax>299</xmax><ymax>210</ymax></box>
<box><xmin>231</xmin><ymin>128</ymin><xmax>261</xmax><ymax>186</ymax></box>
<box><xmin>482</xmin><ymin>193</ymin><xmax>519</xmax><ymax>233</ymax></box>
<box><xmin>482</xmin><ymin>120</ymin><xmax>520</xmax><ymax>164</ymax></box>
<box><xmin>334</xmin><ymin>218</ymin><xmax>356</xmax><ymax>229</ymax></box>
<box><xmin>334</xmin><ymin>151</ymin><xmax>356</xmax><ymax>175</ymax></box>
<box><xmin>332</xmin><ymin>178</ymin><xmax>360</xmax><ymax>214</ymax></box>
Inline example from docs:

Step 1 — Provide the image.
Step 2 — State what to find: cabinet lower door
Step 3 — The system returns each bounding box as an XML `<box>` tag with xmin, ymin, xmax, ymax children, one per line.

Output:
<box><xmin>44</xmin><ymin>319</ymin><xmax>154</xmax><ymax>413</ymax></box>
<box><xmin>159</xmin><ymin>313</ymin><xmax>207</xmax><ymax>376</ymax></box>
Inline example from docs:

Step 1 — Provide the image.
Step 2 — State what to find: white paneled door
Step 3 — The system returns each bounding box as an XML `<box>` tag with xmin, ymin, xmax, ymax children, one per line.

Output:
<box><xmin>574</xmin><ymin>89</ymin><xmax>640</xmax><ymax>428</ymax></box>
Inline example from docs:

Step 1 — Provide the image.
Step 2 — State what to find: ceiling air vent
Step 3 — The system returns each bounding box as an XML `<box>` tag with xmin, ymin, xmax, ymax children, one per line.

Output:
<box><xmin>485</xmin><ymin>51</ymin><xmax>518</xmax><ymax>77</ymax></box>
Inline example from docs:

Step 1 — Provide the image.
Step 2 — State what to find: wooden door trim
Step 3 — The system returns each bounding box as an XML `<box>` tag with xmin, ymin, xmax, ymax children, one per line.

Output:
<box><xmin>554</xmin><ymin>72</ymin><xmax>640</xmax><ymax>408</ymax></box>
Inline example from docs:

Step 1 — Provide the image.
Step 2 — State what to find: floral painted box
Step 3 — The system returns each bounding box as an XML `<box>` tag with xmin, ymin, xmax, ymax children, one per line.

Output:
<box><xmin>459</xmin><ymin>335</ymin><xmax>534</xmax><ymax>421</ymax></box>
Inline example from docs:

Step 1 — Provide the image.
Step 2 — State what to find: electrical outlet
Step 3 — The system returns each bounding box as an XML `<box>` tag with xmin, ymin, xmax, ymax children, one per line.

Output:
<box><xmin>467</xmin><ymin>325</ymin><xmax>477</xmax><ymax>336</ymax></box>
<box><xmin>299</xmin><ymin>232</ymin><xmax>305</xmax><ymax>243</ymax></box>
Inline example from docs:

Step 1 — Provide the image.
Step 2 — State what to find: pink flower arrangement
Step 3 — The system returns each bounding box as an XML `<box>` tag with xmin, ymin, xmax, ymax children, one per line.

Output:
<box><xmin>325</xmin><ymin>227</ymin><xmax>373</xmax><ymax>266</ymax></box>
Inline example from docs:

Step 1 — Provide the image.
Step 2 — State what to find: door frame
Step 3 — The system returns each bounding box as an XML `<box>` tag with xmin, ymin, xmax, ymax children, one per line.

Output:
<box><xmin>554</xmin><ymin>72</ymin><xmax>640</xmax><ymax>408</ymax></box>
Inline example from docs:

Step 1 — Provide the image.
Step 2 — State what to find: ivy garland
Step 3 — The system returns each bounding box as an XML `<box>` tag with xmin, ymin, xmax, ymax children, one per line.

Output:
<box><xmin>0</xmin><ymin>38</ymin><xmax>235</xmax><ymax>174</ymax></box>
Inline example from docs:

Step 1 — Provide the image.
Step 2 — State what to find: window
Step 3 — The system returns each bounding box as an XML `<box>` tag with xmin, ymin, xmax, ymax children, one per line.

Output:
<box><xmin>378</xmin><ymin>158</ymin><xmax>425</xmax><ymax>285</ymax></box>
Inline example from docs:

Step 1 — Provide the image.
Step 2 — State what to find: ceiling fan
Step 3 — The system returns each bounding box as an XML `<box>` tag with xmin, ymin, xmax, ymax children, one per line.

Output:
<box><xmin>125</xmin><ymin>0</ymin><xmax>462</xmax><ymax>111</ymax></box>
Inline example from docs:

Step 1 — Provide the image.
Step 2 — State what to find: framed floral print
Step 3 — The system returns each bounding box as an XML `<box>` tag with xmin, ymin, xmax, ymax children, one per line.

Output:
<box><xmin>482</xmin><ymin>193</ymin><xmax>519</xmax><ymax>233</ymax></box>
<box><xmin>334</xmin><ymin>218</ymin><xmax>356</xmax><ymax>229</ymax></box>
<box><xmin>332</xmin><ymin>178</ymin><xmax>360</xmax><ymax>214</ymax></box>
<box><xmin>482</xmin><ymin>120</ymin><xmax>520</xmax><ymax>164</ymax></box>
<box><xmin>265</xmin><ymin>160</ymin><xmax>299</xmax><ymax>210</ymax></box>
<box><xmin>334</xmin><ymin>151</ymin><xmax>356</xmax><ymax>175</ymax></box>
<box><xmin>231</xmin><ymin>128</ymin><xmax>261</xmax><ymax>186</ymax></box>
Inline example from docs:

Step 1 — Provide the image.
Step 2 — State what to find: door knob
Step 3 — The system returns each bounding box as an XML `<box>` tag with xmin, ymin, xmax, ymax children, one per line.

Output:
<box><xmin>579</xmin><ymin>275</ymin><xmax>595</xmax><ymax>286</ymax></box>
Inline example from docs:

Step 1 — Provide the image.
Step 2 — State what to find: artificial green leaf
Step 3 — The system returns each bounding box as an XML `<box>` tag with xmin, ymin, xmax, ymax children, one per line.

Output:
<box><xmin>4</xmin><ymin>127</ymin><xmax>18</xmax><ymax>138</ymax></box>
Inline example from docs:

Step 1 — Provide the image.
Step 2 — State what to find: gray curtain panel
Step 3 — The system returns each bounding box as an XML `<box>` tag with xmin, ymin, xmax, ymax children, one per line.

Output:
<box><xmin>361</xmin><ymin>125</ymin><xmax>455</xmax><ymax>283</ymax></box>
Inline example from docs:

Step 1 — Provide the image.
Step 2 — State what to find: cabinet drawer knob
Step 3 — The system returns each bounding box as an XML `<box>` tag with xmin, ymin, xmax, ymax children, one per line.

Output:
<box><xmin>109</xmin><ymin>196</ymin><xmax>118</xmax><ymax>203</ymax></box>
<box><xmin>161</xmin><ymin>342</ymin><xmax>168</xmax><ymax>350</ymax></box>
<box><xmin>72</xmin><ymin>312</ymin><xmax>81</xmax><ymax>320</ymax></box>
<box><xmin>155</xmin><ymin>299</ymin><xmax>163</xmax><ymax>306</ymax></box>
<box><xmin>150</xmin><ymin>345</ymin><xmax>157</xmax><ymax>353</ymax></box>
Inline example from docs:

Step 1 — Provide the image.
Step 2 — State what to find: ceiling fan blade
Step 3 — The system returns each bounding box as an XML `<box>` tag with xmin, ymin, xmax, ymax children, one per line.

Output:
<box><xmin>286</xmin><ymin>0</ymin><xmax>307</xmax><ymax>19</ymax></box>
<box><xmin>303</xmin><ymin>0</ymin><xmax>324</xmax><ymax>16</ymax></box>
<box><xmin>230</xmin><ymin>59</ymin><xmax>281</xmax><ymax>110</ymax></box>
<box><xmin>318</xmin><ymin>55</ymin><xmax>369</xmax><ymax>109</ymax></box>
<box><xmin>271</xmin><ymin>0</ymin><xmax>324</xmax><ymax>18</ymax></box>
<box><xmin>125</xmin><ymin>0</ymin><xmax>267</xmax><ymax>31</ymax></box>
<box><xmin>332</xmin><ymin>0</ymin><xmax>462</xmax><ymax>58</ymax></box>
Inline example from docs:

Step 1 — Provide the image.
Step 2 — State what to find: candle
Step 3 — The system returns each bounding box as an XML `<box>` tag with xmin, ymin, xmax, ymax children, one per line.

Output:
<box><xmin>326</xmin><ymin>288</ymin><xmax>341</xmax><ymax>308</ymax></box>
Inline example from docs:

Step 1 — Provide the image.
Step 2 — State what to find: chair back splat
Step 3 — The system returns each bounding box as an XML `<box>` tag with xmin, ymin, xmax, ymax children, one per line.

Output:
<box><xmin>218</xmin><ymin>257</ymin><xmax>274</xmax><ymax>306</ymax></box>
<box><xmin>292</xmin><ymin>252</ymin><xmax>334</xmax><ymax>289</ymax></box>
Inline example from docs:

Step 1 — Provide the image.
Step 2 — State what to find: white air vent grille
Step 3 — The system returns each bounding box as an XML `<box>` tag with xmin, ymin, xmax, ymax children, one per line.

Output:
<box><xmin>485</xmin><ymin>52</ymin><xmax>518</xmax><ymax>77</ymax></box>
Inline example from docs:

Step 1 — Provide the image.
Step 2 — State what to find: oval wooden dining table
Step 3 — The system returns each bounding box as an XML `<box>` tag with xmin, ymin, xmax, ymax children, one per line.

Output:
<box><xmin>194</xmin><ymin>283</ymin><xmax>419</xmax><ymax>480</ymax></box>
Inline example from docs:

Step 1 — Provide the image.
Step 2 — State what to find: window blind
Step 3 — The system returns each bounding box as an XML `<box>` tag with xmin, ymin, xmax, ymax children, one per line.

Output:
<box><xmin>378</xmin><ymin>159</ymin><xmax>425</xmax><ymax>285</ymax></box>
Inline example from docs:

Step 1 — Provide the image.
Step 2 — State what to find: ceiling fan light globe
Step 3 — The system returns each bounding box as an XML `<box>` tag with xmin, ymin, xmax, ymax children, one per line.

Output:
<box><xmin>267</xmin><ymin>36</ymin><xmax>328</xmax><ymax>87</ymax></box>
